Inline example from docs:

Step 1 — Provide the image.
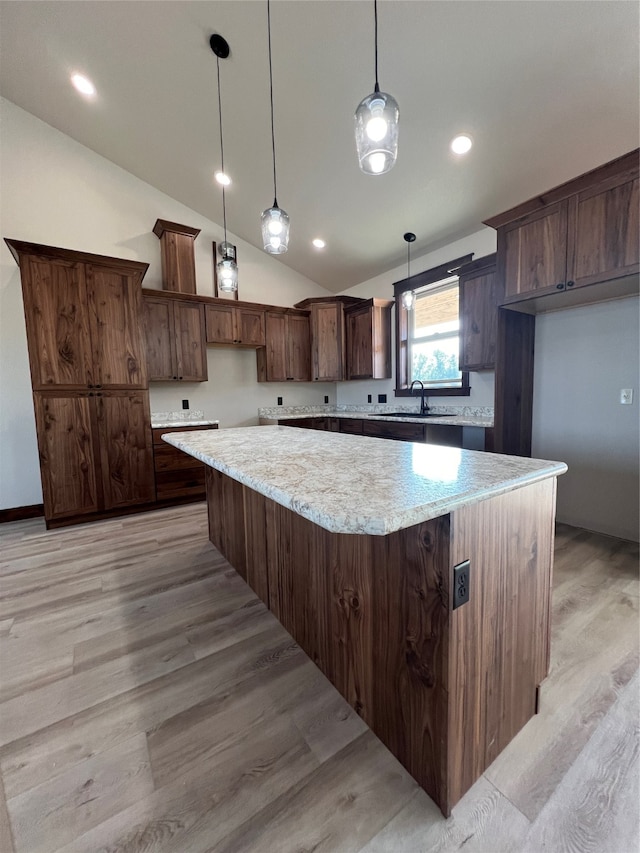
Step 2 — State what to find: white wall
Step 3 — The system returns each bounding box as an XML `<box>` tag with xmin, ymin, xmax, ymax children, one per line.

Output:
<box><xmin>0</xmin><ymin>98</ymin><xmax>334</xmax><ymax>510</ymax></box>
<box><xmin>336</xmin><ymin>229</ymin><xmax>497</xmax><ymax>408</ymax></box>
<box><xmin>532</xmin><ymin>296</ymin><xmax>639</xmax><ymax>542</ymax></box>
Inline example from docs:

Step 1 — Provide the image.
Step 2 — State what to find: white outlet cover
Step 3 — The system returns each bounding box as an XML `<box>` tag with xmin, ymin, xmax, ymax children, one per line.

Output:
<box><xmin>620</xmin><ymin>388</ymin><xmax>633</xmax><ymax>404</ymax></box>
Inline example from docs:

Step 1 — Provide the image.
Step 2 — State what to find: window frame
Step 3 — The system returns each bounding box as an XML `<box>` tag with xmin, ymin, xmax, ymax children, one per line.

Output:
<box><xmin>393</xmin><ymin>254</ymin><xmax>473</xmax><ymax>398</ymax></box>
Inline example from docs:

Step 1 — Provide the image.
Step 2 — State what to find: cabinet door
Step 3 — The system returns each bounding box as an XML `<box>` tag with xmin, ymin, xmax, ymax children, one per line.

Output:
<box><xmin>311</xmin><ymin>303</ymin><xmax>344</xmax><ymax>381</ymax></box>
<box><xmin>287</xmin><ymin>314</ymin><xmax>311</xmax><ymax>381</ymax></box>
<box><xmin>568</xmin><ymin>173</ymin><xmax>639</xmax><ymax>289</ymax></box>
<box><xmin>96</xmin><ymin>392</ymin><xmax>154</xmax><ymax>510</ymax></box>
<box><xmin>86</xmin><ymin>265</ymin><xmax>148</xmax><ymax>388</ymax></box>
<box><xmin>205</xmin><ymin>304</ymin><xmax>236</xmax><ymax>344</ymax></box>
<box><xmin>260</xmin><ymin>312</ymin><xmax>288</xmax><ymax>381</ymax></box>
<box><xmin>237</xmin><ymin>308</ymin><xmax>266</xmax><ymax>346</ymax></box>
<box><xmin>144</xmin><ymin>297</ymin><xmax>177</xmax><ymax>380</ymax></box>
<box><xmin>459</xmin><ymin>267</ymin><xmax>503</xmax><ymax>370</ymax></box>
<box><xmin>503</xmin><ymin>201</ymin><xmax>568</xmax><ymax>300</ymax></box>
<box><xmin>20</xmin><ymin>255</ymin><xmax>93</xmax><ymax>389</ymax></box>
<box><xmin>33</xmin><ymin>392</ymin><xmax>99</xmax><ymax>519</ymax></box>
<box><xmin>346</xmin><ymin>307</ymin><xmax>372</xmax><ymax>379</ymax></box>
<box><xmin>174</xmin><ymin>302</ymin><xmax>208</xmax><ymax>381</ymax></box>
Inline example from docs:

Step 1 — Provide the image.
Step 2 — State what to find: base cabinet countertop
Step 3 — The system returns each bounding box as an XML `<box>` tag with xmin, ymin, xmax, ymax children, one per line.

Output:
<box><xmin>164</xmin><ymin>426</ymin><xmax>566</xmax><ymax>816</ymax></box>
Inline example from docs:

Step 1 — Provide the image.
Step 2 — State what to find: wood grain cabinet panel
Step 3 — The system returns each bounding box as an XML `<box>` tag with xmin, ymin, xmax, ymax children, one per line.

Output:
<box><xmin>33</xmin><ymin>392</ymin><xmax>100</xmax><ymax>519</ymax></box>
<box><xmin>569</xmin><ymin>172</ymin><xmax>639</xmax><ymax>288</ymax></box>
<box><xmin>311</xmin><ymin>302</ymin><xmax>346</xmax><ymax>381</ymax></box>
<box><xmin>19</xmin><ymin>255</ymin><xmax>94</xmax><ymax>389</ymax></box>
<box><xmin>345</xmin><ymin>299</ymin><xmax>393</xmax><ymax>380</ymax></box>
<box><xmin>96</xmin><ymin>392</ymin><xmax>155</xmax><ymax>510</ymax></box>
<box><xmin>86</xmin><ymin>265</ymin><xmax>148</xmax><ymax>388</ymax></box>
<box><xmin>503</xmin><ymin>202</ymin><xmax>568</xmax><ymax>300</ymax></box>
<box><xmin>205</xmin><ymin>303</ymin><xmax>266</xmax><ymax>347</ymax></box>
<box><xmin>257</xmin><ymin>310</ymin><xmax>311</xmax><ymax>382</ymax></box>
<box><xmin>458</xmin><ymin>255</ymin><xmax>503</xmax><ymax>371</ymax></box>
<box><xmin>144</xmin><ymin>295</ymin><xmax>207</xmax><ymax>382</ymax></box>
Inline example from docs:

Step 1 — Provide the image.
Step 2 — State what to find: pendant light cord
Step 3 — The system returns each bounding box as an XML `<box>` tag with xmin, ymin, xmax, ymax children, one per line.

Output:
<box><xmin>267</xmin><ymin>0</ymin><xmax>278</xmax><ymax>207</ymax></box>
<box><xmin>407</xmin><ymin>239</ymin><xmax>411</xmax><ymax>279</ymax></box>
<box><xmin>216</xmin><ymin>54</ymin><xmax>228</xmax><ymax>243</ymax></box>
<box><xmin>374</xmin><ymin>0</ymin><xmax>380</xmax><ymax>93</ymax></box>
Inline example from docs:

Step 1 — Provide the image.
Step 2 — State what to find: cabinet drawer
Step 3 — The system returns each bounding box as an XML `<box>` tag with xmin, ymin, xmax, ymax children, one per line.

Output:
<box><xmin>155</xmin><ymin>468</ymin><xmax>206</xmax><ymax>500</ymax></box>
<box><xmin>153</xmin><ymin>443</ymin><xmax>204</xmax><ymax>472</ymax></box>
<box><xmin>339</xmin><ymin>419</ymin><xmax>364</xmax><ymax>435</ymax></box>
<box><xmin>364</xmin><ymin>420</ymin><xmax>425</xmax><ymax>442</ymax></box>
<box><xmin>152</xmin><ymin>424</ymin><xmax>217</xmax><ymax>447</ymax></box>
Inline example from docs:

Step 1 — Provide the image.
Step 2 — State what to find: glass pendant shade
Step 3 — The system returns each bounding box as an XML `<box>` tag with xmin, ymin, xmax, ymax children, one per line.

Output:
<box><xmin>355</xmin><ymin>90</ymin><xmax>399</xmax><ymax>175</ymax></box>
<box><xmin>217</xmin><ymin>257</ymin><xmax>238</xmax><ymax>293</ymax></box>
<box><xmin>261</xmin><ymin>203</ymin><xmax>290</xmax><ymax>254</ymax></box>
<box><xmin>402</xmin><ymin>289</ymin><xmax>416</xmax><ymax>311</ymax></box>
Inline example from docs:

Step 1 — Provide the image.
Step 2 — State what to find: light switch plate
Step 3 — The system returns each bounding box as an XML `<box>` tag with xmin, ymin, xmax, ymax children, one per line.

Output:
<box><xmin>620</xmin><ymin>389</ymin><xmax>633</xmax><ymax>405</ymax></box>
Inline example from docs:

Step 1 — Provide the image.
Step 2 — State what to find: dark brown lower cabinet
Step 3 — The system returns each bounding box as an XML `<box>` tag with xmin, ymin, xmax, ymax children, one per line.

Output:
<box><xmin>205</xmin><ymin>468</ymin><xmax>557</xmax><ymax>817</ymax></box>
<box><xmin>280</xmin><ymin>416</ymin><xmax>467</xmax><ymax>448</ymax></box>
<box><xmin>152</xmin><ymin>424</ymin><xmax>218</xmax><ymax>502</ymax></box>
<box><xmin>33</xmin><ymin>390</ymin><xmax>154</xmax><ymax>526</ymax></box>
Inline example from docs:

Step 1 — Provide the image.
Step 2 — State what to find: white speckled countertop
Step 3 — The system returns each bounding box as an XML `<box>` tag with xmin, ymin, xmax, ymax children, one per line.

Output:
<box><xmin>163</xmin><ymin>425</ymin><xmax>566</xmax><ymax>536</ymax></box>
<box><xmin>151</xmin><ymin>410</ymin><xmax>219</xmax><ymax>429</ymax></box>
<box><xmin>258</xmin><ymin>404</ymin><xmax>493</xmax><ymax>428</ymax></box>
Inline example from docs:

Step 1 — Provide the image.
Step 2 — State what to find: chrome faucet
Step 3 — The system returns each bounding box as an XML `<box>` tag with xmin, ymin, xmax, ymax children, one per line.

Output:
<box><xmin>409</xmin><ymin>379</ymin><xmax>430</xmax><ymax>414</ymax></box>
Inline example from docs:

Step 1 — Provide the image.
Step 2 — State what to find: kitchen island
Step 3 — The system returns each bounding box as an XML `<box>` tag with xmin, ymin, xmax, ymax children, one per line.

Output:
<box><xmin>163</xmin><ymin>425</ymin><xmax>567</xmax><ymax>816</ymax></box>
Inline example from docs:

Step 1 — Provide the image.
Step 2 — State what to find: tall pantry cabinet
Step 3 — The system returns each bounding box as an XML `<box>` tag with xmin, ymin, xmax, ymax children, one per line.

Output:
<box><xmin>6</xmin><ymin>240</ymin><xmax>155</xmax><ymax>526</ymax></box>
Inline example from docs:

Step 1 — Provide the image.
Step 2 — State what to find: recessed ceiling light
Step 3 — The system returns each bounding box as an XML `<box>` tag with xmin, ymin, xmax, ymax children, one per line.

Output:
<box><xmin>71</xmin><ymin>73</ymin><xmax>96</xmax><ymax>97</ymax></box>
<box><xmin>450</xmin><ymin>134</ymin><xmax>473</xmax><ymax>155</ymax></box>
<box><xmin>214</xmin><ymin>171</ymin><xmax>231</xmax><ymax>186</ymax></box>
<box><xmin>312</xmin><ymin>238</ymin><xmax>326</xmax><ymax>249</ymax></box>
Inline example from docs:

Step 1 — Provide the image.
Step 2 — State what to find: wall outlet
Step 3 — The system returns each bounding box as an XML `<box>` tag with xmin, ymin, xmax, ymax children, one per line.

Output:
<box><xmin>620</xmin><ymin>389</ymin><xmax>633</xmax><ymax>405</ymax></box>
<box><xmin>453</xmin><ymin>560</ymin><xmax>470</xmax><ymax>610</ymax></box>
<box><xmin>367</xmin><ymin>394</ymin><xmax>372</xmax><ymax>403</ymax></box>
<box><xmin>324</xmin><ymin>395</ymin><xmax>329</xmax><ymax>404</ymax></box>
<box><xmin>378</xmin><ymin>394</ymin><xmax>387</xmax><ymax>403</ymax></box>
<box><xmin>182</xmin><ymin>399</ymin><xmax>189</xmax><ymax>410</ymax></box>
<box><xmin>277</xmin><ymin>396</ymin><xmax>283</xmax><ymax>406</ymax></box>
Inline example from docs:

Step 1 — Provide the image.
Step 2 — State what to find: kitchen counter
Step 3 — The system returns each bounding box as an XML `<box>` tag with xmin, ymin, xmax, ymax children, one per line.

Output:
<box><xmin>163</xmin><ymin>425</ymin><xmax>564</xmax><ymax>535</ymax></box>
<box><xmin>163</xmin><ymin>423</ymin><xmax>565</xmax><ymax>817</ymax></box>
<box><xmin>258</xmin><ymin>405</ymin><xmax>493</xmax><ymax>429</ymax></box>
<box><xmin>151</xmin><ymin>410</ymin><xmax>219</xmax><ymax>429</ymax></box>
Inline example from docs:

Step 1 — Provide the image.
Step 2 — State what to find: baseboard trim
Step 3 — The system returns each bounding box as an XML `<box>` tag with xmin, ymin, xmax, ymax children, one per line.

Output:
<box><xmin>0</xmin><ymin>504</ymin><xmax>45</xmax><ymax>523</ymax></box>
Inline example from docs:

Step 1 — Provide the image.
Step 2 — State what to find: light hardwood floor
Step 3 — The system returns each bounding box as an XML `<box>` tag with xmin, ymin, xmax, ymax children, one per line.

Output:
<box><xmin>0</xmin><ymin>504</ymin><xmax>637</xmax><ymax>853</ymax></box>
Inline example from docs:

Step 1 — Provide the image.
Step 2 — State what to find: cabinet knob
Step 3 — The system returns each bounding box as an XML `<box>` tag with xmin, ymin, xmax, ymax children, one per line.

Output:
<box><xmin>88</xmin><ymin>392</ymin><xmax>94</xmax><ymax>397</ymax></box>
<box><xmin>88</xmin><ymin>383</ymin><xmax>94</xmax><ymax>389</ymax></box>
<box><xmin>173</xmin><ymin>376</ymin><xmax>178</xmax><ymax>380</ymax></box>
<box><xmin>556</xmin><ymin>283</ymin><xmax>564</xmax><ymax>290</ymax></box>
<box><xmin>95</xmin><ymin>384</ymin><xmax>102</xmax><ymax>389</ymax></box>
<box><xmin>566</xmin><ymin>280</ymin><xmax>575</xmax><ymax>288</ymax></box>
<box><xmin>178</xmin><ymin>376</ymin><xmax>183</xmax><ymax>380</ymax></box>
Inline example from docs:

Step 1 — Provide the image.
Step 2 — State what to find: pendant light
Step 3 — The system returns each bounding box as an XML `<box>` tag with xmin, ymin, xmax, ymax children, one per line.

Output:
<box><xmin>261</xmin><ymin>0</ymin><xmax>290</xmax><ymax>254</ymax></box>
<box><xmin>401</xmin><ymin>232</ymin><xmax>416</xmax><ymax>310</ymax></box>
<box><xmin>210</xmin><ymin>34</ymin><xmax>238</xmax><ymax>293</ymax></box>
<box><xmin>355</xmin><ymin>0</ymin><xmax>399</xmax><ymax>175</ymax></box>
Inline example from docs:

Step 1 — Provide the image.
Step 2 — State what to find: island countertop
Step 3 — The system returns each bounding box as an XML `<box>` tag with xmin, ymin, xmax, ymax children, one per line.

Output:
<box><xmin>163</xmin><ymin>425</ymin><xmax>567</xmax><ymax>536</ymax></box>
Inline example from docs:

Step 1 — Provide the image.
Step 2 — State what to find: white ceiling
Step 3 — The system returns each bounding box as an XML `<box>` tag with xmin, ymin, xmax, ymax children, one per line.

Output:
<box><xmin>0</xmin><ymin>1</ymin><xmax>638</xmax><ymax>292</ymax></box>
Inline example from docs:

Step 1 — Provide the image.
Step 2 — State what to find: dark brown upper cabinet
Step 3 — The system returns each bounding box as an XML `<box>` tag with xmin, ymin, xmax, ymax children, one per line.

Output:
<box><xmin>345</xmin><ymin>299</ymin><xmax>393</xmax><ymax>380</ymax></box>
<box><xmin>486</xmin><ymin>149</ymin><xmax>639</xmax><ymax>312</ymax></box>
<box><xmin>153</xmin><ymin>219</ymin><xmax>201</xmax><ymax>295</ymax></box>
<box><xmin>257</xmin><ymin>309</ymin><xmax>311</xmax><ymax>382</ymax></box>
<box><xmin>205</xmin><ymin>302</ymin><xmax>266</xmax><ymax>347</ymax></box>
<box><xmin>144</xmin><ymin>292</ymin><xmax>207</xmax><ymax>382</ymax></box>
<box><xmin>6</xmin><ymin>239</ymin><xmax>149</xmax><ymax>391</ymax></box>
<box><xmin>294</xmin><ymin>296</ymin><xmax>364</xmax><ymax>382</ymax></box>
<box><xmin>458</xmin><ymin>254</ymin><xmax>503</xmax><ymax>371</ymax></box>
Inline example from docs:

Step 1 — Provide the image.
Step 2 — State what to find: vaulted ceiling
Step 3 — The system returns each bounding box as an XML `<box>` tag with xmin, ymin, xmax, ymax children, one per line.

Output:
<box><xmin>0</xmin><ymin>1</ymin><xmax>638</xmax><ymax>291</ymax></box>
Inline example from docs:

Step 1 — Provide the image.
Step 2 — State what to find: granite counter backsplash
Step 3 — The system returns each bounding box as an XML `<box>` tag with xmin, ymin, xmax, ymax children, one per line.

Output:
<box><xmin>258</xmin><ymin>404</ymin><xmax>494</xmax><ymax>419</ymax></box>
<box><xmin>151</xmin><ymin>410</ymin><xmax>219</xmax><ymax>429</ymax></box>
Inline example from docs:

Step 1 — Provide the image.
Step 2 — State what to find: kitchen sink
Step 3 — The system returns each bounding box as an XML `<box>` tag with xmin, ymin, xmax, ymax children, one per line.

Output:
<box><xmin>375</xmin><ymin>412</ymin><xmax>457</xmax><ymax>419</ymax></box>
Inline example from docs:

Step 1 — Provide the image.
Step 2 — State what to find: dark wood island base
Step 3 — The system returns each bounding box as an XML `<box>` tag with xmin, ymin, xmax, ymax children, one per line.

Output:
<box><xmin>205</xmin><ymin>468</ymin><xmax>556</xmax><ymax>816</ymax></box>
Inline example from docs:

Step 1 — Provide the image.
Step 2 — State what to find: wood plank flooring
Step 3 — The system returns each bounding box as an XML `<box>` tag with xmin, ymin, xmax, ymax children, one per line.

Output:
<box><xmin>0</xmin><ymin>505</ymin><xmax>637</xmax><ymax>852</ymax></box>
